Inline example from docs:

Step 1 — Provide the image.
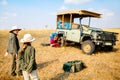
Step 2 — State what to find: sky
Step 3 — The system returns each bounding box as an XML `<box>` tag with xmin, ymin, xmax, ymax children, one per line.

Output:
<box><xmin>0</xmin><ymin>0</ymin><xmax>120</xmax><ymax>29</ymax></box>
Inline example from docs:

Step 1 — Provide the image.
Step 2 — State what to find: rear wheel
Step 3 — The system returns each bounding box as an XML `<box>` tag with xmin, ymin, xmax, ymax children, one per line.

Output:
<box><xmin>60</xmin><ymin>37</ymin><xmax>66</xmax><ymax>46</ymax></box>
<box><xmin>81</xmin><ymin>40</ymin><xmax>95</xmax><ymax>55</ymax></box>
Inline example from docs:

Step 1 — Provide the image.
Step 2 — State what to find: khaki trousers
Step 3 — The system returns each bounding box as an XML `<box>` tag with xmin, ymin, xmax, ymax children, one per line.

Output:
<box><xmin>22</xmin><ymin>70</ymin><xmax>39</xmax><ymax>80</ymax></box>
<box><xmin>10</xmin><ymin>53</ymin><xmax>16</xmax><ymax>74</ymax></box>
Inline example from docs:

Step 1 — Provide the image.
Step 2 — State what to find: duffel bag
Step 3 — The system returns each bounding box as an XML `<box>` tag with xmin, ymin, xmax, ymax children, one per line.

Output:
<box><xmin>63</xmin><ymin>60</ymin><xmax>85</xmax><ymax>73</ymax></box>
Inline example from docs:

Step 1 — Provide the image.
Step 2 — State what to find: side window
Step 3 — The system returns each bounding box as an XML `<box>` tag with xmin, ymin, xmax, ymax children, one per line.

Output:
<box><xmin>64</xmin><ymin>22</ymin><xmax>71</xmax><ymax>30</ymax></box>
<box><xmin>57</xmin><ymin>21</ymin><xmax>71</xmax><ymax>30</ymax></box>
<box><xmin>72</xmin><ymin>18</ymin><xmax>80</xmax><ymax>29</ymax></box>
<box><xmin>57</xmin><ymin>21</ymin><xmax>62</xmax><ymax>29</ymax></box>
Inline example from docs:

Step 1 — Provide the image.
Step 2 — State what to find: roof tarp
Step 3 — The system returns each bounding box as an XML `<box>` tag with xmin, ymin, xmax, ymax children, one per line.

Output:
<box><xmin>57</xmin><ymin>10</ymin><xmax>101</xmax><ymax>18</ymax></box>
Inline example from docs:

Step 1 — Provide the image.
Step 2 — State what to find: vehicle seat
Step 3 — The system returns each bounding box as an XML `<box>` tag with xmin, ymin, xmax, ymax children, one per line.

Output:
<box><xmin>72</xmin><ymin>23</ymin><xmax>80</xmax><ymax>29</ymax></box>
<box><xmin>82</xmin><ymin>25</ymin><xmax>88</xmax><ymax>30</ymax></box>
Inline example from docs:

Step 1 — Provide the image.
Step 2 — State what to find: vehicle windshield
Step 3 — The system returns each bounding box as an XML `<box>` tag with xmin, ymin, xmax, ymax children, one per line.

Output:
<box><xmin>73</xmin><ymin>17</ymin><xmax>90</xmax><ymax>27</ymax></box>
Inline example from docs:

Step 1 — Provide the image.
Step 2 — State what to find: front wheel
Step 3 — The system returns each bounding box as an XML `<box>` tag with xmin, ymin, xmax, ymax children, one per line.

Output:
<box><xmin>81</xmin><ymin>40</ymin><xmax>95</xmax><ymax>55</ymax></box>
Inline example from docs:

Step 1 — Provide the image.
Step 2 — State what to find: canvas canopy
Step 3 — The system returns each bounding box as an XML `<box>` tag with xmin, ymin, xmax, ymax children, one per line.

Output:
<box><xmin>57</xmin><ymin>10</ymin><xmax>101</xmax><ymax>18</ymax></box>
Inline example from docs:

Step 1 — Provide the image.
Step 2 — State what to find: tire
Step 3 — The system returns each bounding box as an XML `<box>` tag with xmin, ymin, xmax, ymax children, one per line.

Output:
<box><xmin>81</xmin><ymin>40</ymin><xmax>95</xmax><ymax>55</ymax></box>
<box><xmin>60</xmin><ymin>37</ymin><xmax>66</xmax><ymax>46</ymax></box>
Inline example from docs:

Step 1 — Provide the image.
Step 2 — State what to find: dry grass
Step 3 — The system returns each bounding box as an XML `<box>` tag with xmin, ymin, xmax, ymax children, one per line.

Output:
<box><xmin>0</xmin><ymin>28</ymin><xmax>120</xmax><ymax>80</ymax></box>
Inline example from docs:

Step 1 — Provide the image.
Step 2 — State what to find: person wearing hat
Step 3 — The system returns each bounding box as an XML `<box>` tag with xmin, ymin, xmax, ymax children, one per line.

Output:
<box><xmin>5</xmin><ymin>26</ymin><xmax>22</xmax><ymax>76</ymax></box>
<box><xmin>19</xmin><ymin>34</ymin><xmax>39</xmax><ymax>80</ymax></box>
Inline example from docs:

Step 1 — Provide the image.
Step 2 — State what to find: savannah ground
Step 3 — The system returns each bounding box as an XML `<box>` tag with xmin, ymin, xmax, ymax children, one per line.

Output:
<box><xmin>0</xmin><ymin>28</ymin><xmax>120</xmax><ymax>80</ymax></box>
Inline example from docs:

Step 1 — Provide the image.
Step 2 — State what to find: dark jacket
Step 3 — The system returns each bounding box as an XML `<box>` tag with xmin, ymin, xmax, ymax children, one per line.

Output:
<box><xmin>7</xmin><ymin>33</ymin><xmax>20</xmax><ymax>54</ymax></box>
<box><xmin>19</xmin><ymin>45</ymin><xmax>37</xmax><ymax>73</ymax></box>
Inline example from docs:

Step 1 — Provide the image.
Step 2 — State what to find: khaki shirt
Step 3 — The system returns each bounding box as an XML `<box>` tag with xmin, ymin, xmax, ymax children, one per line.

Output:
<box><xmin>7</xmin><ymin>33</ymin><xmax>20</xmax><ymax>54</ymax></box>
<box><xmin>19</xmin><ymin>45</ymin><xmax>37</xmax><ymax>73</ymax></box>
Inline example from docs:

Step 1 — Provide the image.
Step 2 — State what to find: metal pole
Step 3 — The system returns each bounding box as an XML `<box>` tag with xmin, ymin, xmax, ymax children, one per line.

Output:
<box><xmin>70</xmin><ymin>14</ymin><xmax>72</xmax><ymax>29</ymax></box>
<box><xmin>79</xmin><ymin>17</ymin><xmax>82</xmax><ymax>28</ymax></box>
<box><xmin>88</xmin><ymin>17</ymin><xmax>91</xmax><ymax>27</ymax></box>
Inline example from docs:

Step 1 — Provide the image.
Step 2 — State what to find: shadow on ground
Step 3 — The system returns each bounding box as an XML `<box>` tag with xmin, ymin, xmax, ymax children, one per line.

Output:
<box><xmin>64</xmin><ymin>43</ymin><xmax>119</xmax><ymax>54</ymax></box>
<box><xmin>37</xmin><ymin>59</ymin><xmax>59</xmax><ymax>69</ymax></box>
<box><xmin>51</xmin><ymin>72</ymin><xmax>70</xmax><ymax>80</ymax></box>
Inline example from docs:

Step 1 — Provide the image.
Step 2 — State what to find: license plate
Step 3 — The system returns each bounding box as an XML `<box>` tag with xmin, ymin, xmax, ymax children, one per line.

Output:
<box><xmin>105</xmin><ymin>42</ymin><xmax>112</xmax><ymax>45</ymax></box>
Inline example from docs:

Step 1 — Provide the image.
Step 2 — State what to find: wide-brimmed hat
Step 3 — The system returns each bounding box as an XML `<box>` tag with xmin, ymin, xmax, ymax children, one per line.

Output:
<box><xmin>20</xmin><ymin>34</ymin><xmax>35</xmax><ymax>43</ymax></box>
<box><xmin>10</xmin><ymin>26</ymin><xmax>21</xmax><ymax>33</ymax></box>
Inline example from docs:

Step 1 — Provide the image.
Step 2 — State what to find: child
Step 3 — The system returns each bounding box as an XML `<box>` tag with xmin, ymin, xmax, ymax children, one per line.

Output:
<box><xmin>19</xmin><ymin>34</ymin><xmax>39</xmax><ymax>80</ymax></box>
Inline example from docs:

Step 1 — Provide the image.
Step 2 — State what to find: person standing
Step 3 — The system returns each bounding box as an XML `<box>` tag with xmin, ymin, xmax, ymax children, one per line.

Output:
<box><xmin>5</xmin><ymin>26</ymin><xmax>22</xmax><ymax>76</ymax></box>
<box><xmin>19</xmin><ymin>34</ymin><xmax>39</xmax><ymax>80</ymax></box>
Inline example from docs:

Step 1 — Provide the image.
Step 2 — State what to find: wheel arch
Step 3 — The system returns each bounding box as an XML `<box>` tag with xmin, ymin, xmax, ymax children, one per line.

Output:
<box><xmin>81</xmin><ymin>34</ymin><xmax>93</xmax><ymax>42</ymax></box>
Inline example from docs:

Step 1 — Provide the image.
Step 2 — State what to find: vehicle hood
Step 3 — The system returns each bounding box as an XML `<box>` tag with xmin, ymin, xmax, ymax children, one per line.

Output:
<box><xmin>88</xmin><ymin>27</ymin><xmax>103</xmax><ymax>31</ymax></box>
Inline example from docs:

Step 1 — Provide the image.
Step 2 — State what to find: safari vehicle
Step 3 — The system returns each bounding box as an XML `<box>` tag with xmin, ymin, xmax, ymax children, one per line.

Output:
<box><xmin>55</xmin><ymin>10</ymin><xmax>118</xmax><ymax>54</ymax></box>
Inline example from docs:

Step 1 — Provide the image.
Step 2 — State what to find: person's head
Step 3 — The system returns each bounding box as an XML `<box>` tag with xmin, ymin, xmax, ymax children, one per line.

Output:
<box><xmin>23</xmin><ymin>42</ymin><xmax>31</xmax><ymax>46</ymax></box>
<box><xmin>12</xmin><ymin>29</ymin><xmax>20</xmax><ymax>35</ymax></box>
<box><xmin>54</xmin><ymin>35</ymin><xmax>58</xmax><ymax>41</ymax></box>
<box><xmin>20</xmin><ymin>33</ymin><xmax>35</xmax><ymax>44</ymax></box>
<box><xmin>10</xmin><ymin>26</ymin><xmax>21</xmax><ymax>34</ymax></box>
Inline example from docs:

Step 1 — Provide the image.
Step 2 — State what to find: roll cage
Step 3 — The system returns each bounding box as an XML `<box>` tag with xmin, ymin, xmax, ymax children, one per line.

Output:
<box><xmin>56</xmin><ymin>10</ymin><xmax>101</xmax><ymax>29</ymax></box>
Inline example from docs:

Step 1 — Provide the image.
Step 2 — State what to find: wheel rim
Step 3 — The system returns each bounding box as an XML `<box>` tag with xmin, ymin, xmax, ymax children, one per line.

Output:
<box><xmin>83</xmin><ymin>44</ymin><xmax>91</xmax><ymax>53</ymax></box>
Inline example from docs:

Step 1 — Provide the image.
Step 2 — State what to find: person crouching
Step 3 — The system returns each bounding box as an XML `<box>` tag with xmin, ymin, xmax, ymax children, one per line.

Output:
<box><xmin>50</xmin><ymin>35</ymin><xmax>60</xmax><ymax>47</ymax></box>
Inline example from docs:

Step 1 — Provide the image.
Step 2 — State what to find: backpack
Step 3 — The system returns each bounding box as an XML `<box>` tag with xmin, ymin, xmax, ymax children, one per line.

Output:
<box><xmin>63</xmin><ymin>60</ymin><xmax>85</xmax><ymax>73</ymax></box>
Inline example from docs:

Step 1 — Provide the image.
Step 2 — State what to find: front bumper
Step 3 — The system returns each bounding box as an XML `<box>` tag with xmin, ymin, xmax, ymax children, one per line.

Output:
<box><xmin>94</xmin><ymin>40</ymin><xmax>116</xmax><ymax>46</ymax></box>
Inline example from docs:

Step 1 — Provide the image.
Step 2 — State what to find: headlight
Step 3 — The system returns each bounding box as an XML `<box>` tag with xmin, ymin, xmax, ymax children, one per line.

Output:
<box><xmin>96</xmin><ymin>35</ymin><xmax>101</xmax><ymax>39</ymax></box>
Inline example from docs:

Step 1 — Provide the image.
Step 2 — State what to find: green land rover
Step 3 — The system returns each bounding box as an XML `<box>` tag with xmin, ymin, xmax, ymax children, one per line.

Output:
<box><xmin>55</xmin><ymin>10</ymin><xmax>118</xmax><ymax>54</ymax></box>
